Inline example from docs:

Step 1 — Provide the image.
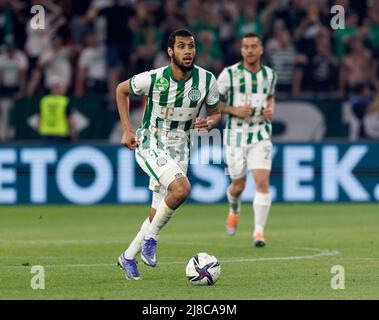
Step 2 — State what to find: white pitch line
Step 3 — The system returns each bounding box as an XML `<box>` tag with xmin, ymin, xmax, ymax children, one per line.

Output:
<box><xmin>0</xmin><ymin>239</ymin><xmax>124</xmax><ymax>245</ymax></box>
<box><xmin>0</xmin><ymin>247</ymin><xmax>339</xmax><ymax>269</ymax></box>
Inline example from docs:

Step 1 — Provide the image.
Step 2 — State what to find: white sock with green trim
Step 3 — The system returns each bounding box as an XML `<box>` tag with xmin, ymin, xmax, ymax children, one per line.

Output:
<box><xmin>227</xmin><ymin>185</ymin><xmax>241</xmax><ymax>214</ymax></box>
<box><xmin>144</xmin><ymin>199</ymin><xmax>175</xmax><ymax>240</ymax></box>
<box><xmin>124</xmin><ymin>218</ymin><xmax>150</xmax><ymax>259</ymax></box>
<box><xmin>253</xmin><ymin>192</ymin><xmax>271</xmax><ymax>234</ymax></box>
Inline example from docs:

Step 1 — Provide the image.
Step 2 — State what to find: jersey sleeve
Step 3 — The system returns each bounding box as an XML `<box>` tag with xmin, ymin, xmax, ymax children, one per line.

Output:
<box><xmin>269</xmin><ymin>70</ymin><xmax>277</xmax><ymax>96</ymax></box>
<box><xmin>217</xmin><ymin>68</ymin><xmax>231</xmax><ymax>101</ymax></box>
<box><xmin>129</xmin><ymin>71</ymin><xmax>152</xmax><ymax>96</ymax></box>
<box><xmin>217</xmin><ymin>68</ymin><xmax>230</xmax><ymax>102</ymax></box>
<box><xmin>205</xmin><ymin>74</ymin><xmax>220</xmax><ymax>109</ymax></box>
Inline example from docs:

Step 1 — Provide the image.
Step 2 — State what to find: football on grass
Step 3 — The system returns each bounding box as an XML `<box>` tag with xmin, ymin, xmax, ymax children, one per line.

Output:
<box><xmin>186</xmin><ymin>252</ymin><xmax>221</xmax><ymax>285</ymax></box>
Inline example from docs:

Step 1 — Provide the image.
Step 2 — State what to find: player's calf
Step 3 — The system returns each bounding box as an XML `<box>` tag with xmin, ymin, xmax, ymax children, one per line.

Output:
<box><xmin>166</xmin><ymin>176</ymin><xmax>191</xmax><ymax>209</ymax></box>
<box><xmin>142</xmin><ymin>177</ymin><xmax>191</xmax><ymax>267</ymax></box>
<box><xmin>225</xmin><ymin>180</ymin><xmax>245</xmax><ymax>236</ymax></box>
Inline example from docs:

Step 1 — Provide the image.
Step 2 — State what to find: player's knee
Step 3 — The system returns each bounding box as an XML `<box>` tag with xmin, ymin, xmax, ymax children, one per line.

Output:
<box><xmin>255</xmin><ymin>179</ymin><xmax>269</xmax><ymax>192</ymax></box>
<box><xmin>175</xmin><ymin>180</ymin><xmax>191</xmax><ymax>201</ymax></box>
<box><xmin>232</xmin><ymin>180</ymin><xmax>246</xmax><ymax>195</ymax></box>
<box><xmin>168</xmin><ymin>177</ymin><xmax>191</xmax><ymax>202</ymax></box>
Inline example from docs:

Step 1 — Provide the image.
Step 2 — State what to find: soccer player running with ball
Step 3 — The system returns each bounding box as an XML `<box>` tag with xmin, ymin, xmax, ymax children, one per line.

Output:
<box><xmin>116</xmin><ymin>29</ymin><xmax>221</xmax><ymax>280</ymax></box>
<box><xmin>217</xmin><ymin>33</ymin><xmax>277</xmax><ymax>247</ymax></box>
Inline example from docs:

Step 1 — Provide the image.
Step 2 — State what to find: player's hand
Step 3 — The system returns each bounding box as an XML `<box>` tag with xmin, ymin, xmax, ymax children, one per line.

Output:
<box><xmin>194</xmin><ymin>117</ymin><xmax>209</xmax><ymax>131</ymax></box>
<box><xmin>263</xmin><ymin>107</ymin><xmax>273</xmax><ymax>120</ymax></box>
<box><xmin>232</xmin><ymin>105</ymin><xmax>252</xmax><ymax>118</ymax></box>
<box><xmin>121</xmin><ymin>129</ymin><xmax>140</xmax><ymax>150</ymax></box>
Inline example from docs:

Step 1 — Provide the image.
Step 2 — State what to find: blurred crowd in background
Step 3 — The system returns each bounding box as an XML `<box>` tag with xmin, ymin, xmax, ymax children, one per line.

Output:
<box><xmin>0</xmin><ymin>0</ymin><xmax>379</xmax><ymax>142</ymax></box>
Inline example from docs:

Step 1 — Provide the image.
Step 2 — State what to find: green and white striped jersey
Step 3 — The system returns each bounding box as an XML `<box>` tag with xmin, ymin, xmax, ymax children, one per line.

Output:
<box><xmin>217</xmin><ymin>62</ymin><xmax>277</xmax><ymax>146</ymax></box>
<box><xmin>130</xmin><ymin>64</ymin><xmax>219</xmax><ymax>154</ymax></box>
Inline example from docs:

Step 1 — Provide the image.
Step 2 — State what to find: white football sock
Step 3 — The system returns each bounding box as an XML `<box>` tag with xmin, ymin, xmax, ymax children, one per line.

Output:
<box><xmin>144</xmin><ymin>199</ymin><xmax>175</xmax><ymax>240</ymax></box>
<box><xmin>253</xmin><ymin>192</ymin><xmax>271</xmax><ymax>234</ymax></box>
<box><xmin>124</xmin><ymin>218</ymin><xmax>150</xmax><ymax>259</ymax></box>
<box><xmin>227</xmin><ymin>185</ymin><xmax>241</xmax><ymax>214</ymax></box>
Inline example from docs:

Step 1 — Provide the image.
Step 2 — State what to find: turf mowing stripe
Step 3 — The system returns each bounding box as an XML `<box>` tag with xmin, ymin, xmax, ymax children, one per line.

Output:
<box><xmin>0</xmin><ymin>247</ymin><xmax>339</xmax><ymax>269</ymax></box>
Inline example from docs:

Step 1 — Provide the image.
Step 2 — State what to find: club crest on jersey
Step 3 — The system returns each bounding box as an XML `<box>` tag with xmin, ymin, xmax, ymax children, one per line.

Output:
<box><xmin>188</xmin><ymin>88</ymin><xmax>201</xmax><ymax>102</ymax></box>
<box><xmin>234</xmin><ymin>69</ymin><xmax>244</xmax><ymax>78</ymax></box>
<box><xmin>155</xmin><ymin>77</ymin><xmax>169</xmax><ymax>92</ymax></box>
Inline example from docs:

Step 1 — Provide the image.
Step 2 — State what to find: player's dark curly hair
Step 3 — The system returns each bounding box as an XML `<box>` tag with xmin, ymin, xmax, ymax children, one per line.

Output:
<box><xmin>167</xmin><ymin>29</ymin><xmax>195</xmax><ymax>49</ymax></box>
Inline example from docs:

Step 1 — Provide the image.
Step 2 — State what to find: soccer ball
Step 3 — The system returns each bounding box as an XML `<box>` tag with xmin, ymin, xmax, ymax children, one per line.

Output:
<box><xmin>185</xmin><ymin>252</ymin><xmax>221</xmax><ymax>285</ymax></box>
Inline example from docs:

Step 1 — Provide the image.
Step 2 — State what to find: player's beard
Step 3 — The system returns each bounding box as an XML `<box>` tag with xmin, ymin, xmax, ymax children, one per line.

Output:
<box><xmin>172</xmin><ymin>52</ymin><xmax>194</xmax><ymax>73</ymax></box>
<box><xmin>245</xmin><ymin>56</ymin><xmax>260</xmax><ymax>67</ymax></box>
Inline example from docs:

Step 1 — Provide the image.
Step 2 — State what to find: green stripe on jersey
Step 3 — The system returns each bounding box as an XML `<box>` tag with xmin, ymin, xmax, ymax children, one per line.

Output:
<box><xmin>129</xmin><ymin>77</ymin><xmax>136</xmax><ymax>96</ymax></box>
<box><xmin>141</xmin><ymin>73</ymin><xmax>157</xmax><ymax>128</ymax></box>
<box><xmin>265</xmin><ymin>121</ymin><xmax>271</xmax><ymax>136</ymax></box>
<box><xmin>184</xmin><ymin>119</ymin><xmax>193</xmax><ymax>131</ymax></box>
<box><xmin>158</xmin><ymin>67</ymin><xmax>170</xmax><ymax>107</ymax></box>
<box><xmin>269</xmin><ymin>71</ymin><xmax>277</xmax><ymax>95</ymax></box>
<box><xmin>205</xmin><ymin>72</ymin><xmax>211</xmax><ymax>93</ymax></box>
<box><xmin>136</xmin><ymin>152</ymin><xmax>159</xmax><ymax>182</ymax></box>
<box><xmin>247</xmin><ymin>132</ymin><xmax>253</xmax><ymax>144</ymax></box>
<box><xmin>189</xmin><ymin>68</ymin><xmax>199</xmax><ymax>108</ymax></box>
<box><xmin>262</xmin><ymin>66</ymin><xmax>268</xmax><ymax>94</ymax></box>
<box><xmin>141</xmin><ymin>132</ymin><xmax>149</xmax><ymax>149</ymax></box>
<box><xmin>236</xmin><ymin>132</ymin><xmax>242</xmax><ymax>147</ymax></box>
<box><xmin>154</xmin><ymin>132</ymin><xmax>164</xmax><ymax>150</ymax></box>
<box><xmin>226</xmin><ymin>129</ymin><xmax>231</xmax><ymax>145</ymax></box>
<box><xmin>174</xmin><ymin>80</ymin><xmax>185</xmax><ymax>108</ymax></box>
<box><xmin>251</xmin><ymin>72</ymin><xmax>257</xmax><ymax>93</ymax></box>
<box><xmin>238</xmin><ymin>63</ymin><xmax>245</xmax><ymax>93</ymax></box>
<box><xmin>155</xmin><ymin>116</ymin><xmax>164</xmax><ymax>129</ymax></box>
<box><xmin>170</xmin><ymin>120</ymin><xmax>179</xmax><ymax>130</ymax></box>
<box><xmin>227</xmin><ymin>69</ymin><xmax>234</xmax><ymax>105</ymax></box>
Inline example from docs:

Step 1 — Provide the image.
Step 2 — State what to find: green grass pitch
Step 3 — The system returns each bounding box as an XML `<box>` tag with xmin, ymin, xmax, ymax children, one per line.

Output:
<box><xmin>0</xmin><ymin>204</ymin><xmax>378</xmax><ymax>300</ymax></box>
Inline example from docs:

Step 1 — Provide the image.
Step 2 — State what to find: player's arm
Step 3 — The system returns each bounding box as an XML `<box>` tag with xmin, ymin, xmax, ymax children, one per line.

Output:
<box><xmin>195</xmin><ymin>74</ymin><xmax>222</xmax><ymax>131</ymax></box>
<box><xmin>206</xmin><ymin>105</ymin><xmax>221</xmax><ymax>129</ymax></box>
<box><xmin>219</xmin><ymin>101</ymin><xmax>252</xmax><ymax>118</ymax></box>
<box><xmin>263</xmin><ymin>95</ymin><xmax>275</xmax><ymax>121</ymax></box>
<box><xmin>217</xmin><ymin>69</ymin><xmax>251</xmax><ymax>118</ymax></box>
<box><xmin>116</xmin><ymin>79</ymin><xmax>140</xmax><ymax>150</ymax></box>
<box><xmin>263</xmin><ymin>70</ymin><xmax>277</xmax><ymax>121</ymax></box>
<box><xmin>194</xmin><ymin>107</ymin><xmax>221</xmax><ymax>131</ymax></box>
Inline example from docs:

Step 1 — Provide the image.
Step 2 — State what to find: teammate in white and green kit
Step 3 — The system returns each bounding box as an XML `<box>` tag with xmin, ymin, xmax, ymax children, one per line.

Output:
<box><xmin>217</xmin><ymin>33</ymin><xmax>277</xmax><ymax>247</ymax></box>
<box><xmin>116</xmin><ymin>29</ymin><xmax>221</xmax><ymax>280</ymax></box>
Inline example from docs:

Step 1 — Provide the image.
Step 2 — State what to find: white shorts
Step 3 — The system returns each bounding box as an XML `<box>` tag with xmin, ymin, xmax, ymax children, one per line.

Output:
<box><xmin>135</xmin><ymin>146</ymin><xmax>189</xmax><ymax>194</ymax></box>
<box><xmin>225</xmin><ymin>140</ymin><xmax>272</xmax><ymax>179</ymax></box>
